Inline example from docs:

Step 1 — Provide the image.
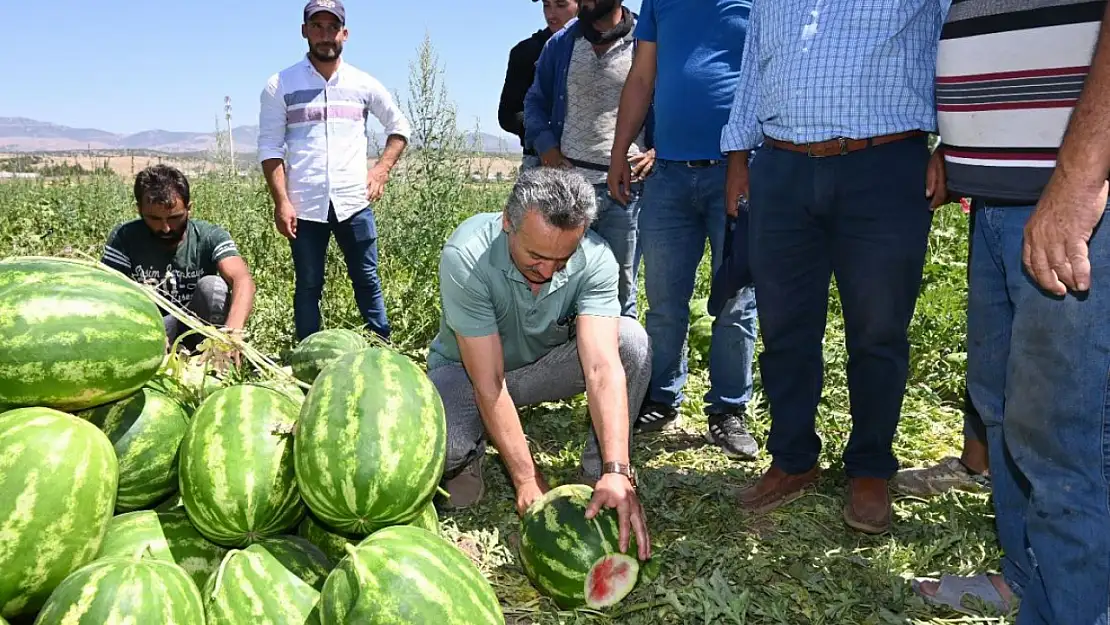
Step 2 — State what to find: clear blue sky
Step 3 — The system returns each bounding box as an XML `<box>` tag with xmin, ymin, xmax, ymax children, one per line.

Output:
<box><xmin>4</xmin><ymin>0</ymin><xmax>642</xmax><ymax>139</ymax></box>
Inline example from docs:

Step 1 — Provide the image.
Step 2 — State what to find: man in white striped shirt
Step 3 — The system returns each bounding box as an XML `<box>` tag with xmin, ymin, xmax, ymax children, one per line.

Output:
<box><xmin>258</xmin><ymin>0</ymin><xmax>411</xmax><ymax>342</ymax></box>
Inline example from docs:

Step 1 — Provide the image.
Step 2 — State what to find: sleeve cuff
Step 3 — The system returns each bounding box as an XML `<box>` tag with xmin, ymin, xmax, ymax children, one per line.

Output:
<box><xmin>446</xmin><ymin>320</ymin><xmax>499</xmax><ymax>338</ymax></box>
<box><xmin>258</xmin><ymin>149</ymin><xmax>285</xmax><ymax>162</ymax></box>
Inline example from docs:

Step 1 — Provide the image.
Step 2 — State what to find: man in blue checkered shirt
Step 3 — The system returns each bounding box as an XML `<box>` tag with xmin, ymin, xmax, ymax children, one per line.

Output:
<box><xmin>720</xmin><ymin>0</ymin><xmax>951</xmax><ymax>534</ymax></box>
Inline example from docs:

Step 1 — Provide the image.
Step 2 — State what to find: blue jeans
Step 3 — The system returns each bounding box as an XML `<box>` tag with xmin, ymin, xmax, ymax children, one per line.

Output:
<box><xmin>290</xmin><ymin>204</ymin><xmax>389</xmax><ymax>342</ymax></box>
<box><xmin>748</xmin><ymin>136</ymin><xmax>933</xmax><ymax>478</ymax></box>
<box><xmin>638</xmin><ymin>159</ymin><xmax>758</xmax><ymax>414</ymax></box>
<box><xmin>591</xmin><ymin>182</ymin><xmax>642</xmax><ymax>318</ymax></box>
<box><xmin>967</xmin><ymin>201</ymin><xmax>1110</xmax><ymax>625</ymax></box>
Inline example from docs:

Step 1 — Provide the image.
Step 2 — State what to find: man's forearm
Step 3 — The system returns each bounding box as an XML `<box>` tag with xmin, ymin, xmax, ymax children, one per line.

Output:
<box><xmin>474</xmin><ymin>382</ymin><xmax>539</xmax><ymax>486</ymax></box>
<box><xmin>611</xmin><ymin>77</ymin><xmax>654</xmax><ymax>158</ymax></box>
<box><xmin>223</xmin><ymin>277</ymin><xmax>255</xmax><ymax>331</ymax></box>
<box><xmin>373</xmin><ymin>135</ymin><xmax>408</xmax><ymax>172</ymax></box>
<box><xmin>1054</xmin><ymin>3</ymin><xmax>1110</xmax><ymax>189</ymax></box>
<box><xmin>584</xmin><ymin>361</ymin><xmax>630</xmax><ymax>465</ymax></box>
<box><xmin>261</xmin><ymin>159</ymin><xmax>290</xmax><ymax>207</ymax></box>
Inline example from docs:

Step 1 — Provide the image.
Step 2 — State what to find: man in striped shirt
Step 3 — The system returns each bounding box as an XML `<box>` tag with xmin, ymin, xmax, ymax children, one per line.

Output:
<box><xmin>720</xmin><ymin>0</ymin><xmax>950</xmax><ymax>535</ymax></box>
<box><xmin>911</xmin><ymin>1</ymin><xmax>1110</xmax><ymax>620</ymax></box>
<box><xmin>258</xmin><ymin>0</ymin><xmax>412</xmax><ymax>342</ymax></box>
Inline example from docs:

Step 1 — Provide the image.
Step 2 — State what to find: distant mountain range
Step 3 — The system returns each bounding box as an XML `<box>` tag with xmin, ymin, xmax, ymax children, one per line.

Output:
<box><xmin>0</xmin><ymin>117</ymin><xmax>516</xmax><ymax>155</ymax></box>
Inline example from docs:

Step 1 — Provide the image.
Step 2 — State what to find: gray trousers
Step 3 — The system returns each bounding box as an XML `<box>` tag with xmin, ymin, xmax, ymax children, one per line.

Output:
<box><xmin>430</xmin><ymin>316</ymin><xmax>652</xmax><ymax>480</ymax></box>
<box><xmin>164</xmin><ymin>275</ymin><xmax>231</xmax><ymax>348</ymax></box>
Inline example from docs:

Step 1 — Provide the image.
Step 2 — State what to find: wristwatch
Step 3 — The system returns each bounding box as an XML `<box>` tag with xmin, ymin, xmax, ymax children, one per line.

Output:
<box><xmin>602</xmin><ymin>462</ymin><xmax>637</xmax><ymax>488</ymax></box>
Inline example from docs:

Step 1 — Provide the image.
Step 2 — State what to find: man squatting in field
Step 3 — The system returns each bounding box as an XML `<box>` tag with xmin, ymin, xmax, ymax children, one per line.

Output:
<box><xmin>524</xmin><ymin>0</ymin><xmax>655</xmax><ymax>320</ymax></box>
<box><xmin>100</xmin><ymin>164</ymin><xmax>256</xmax><ymax>358</ymax></box>
<box><xmin>427</xmin><ymin>167</ymin><xmax>652</xmax><ymax>561</ymax></box>
<box><xmin>498</xmin><ymin>0</ymin><xmax>579</xmax><ymax>171</ymax></box>
<box><xmin>257</xmin><ymin>0</ymin><xmax>411</xmax><ymax>343</ymax></box>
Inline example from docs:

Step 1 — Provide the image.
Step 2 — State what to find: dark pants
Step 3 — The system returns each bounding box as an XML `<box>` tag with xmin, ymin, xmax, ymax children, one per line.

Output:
<box><xmin>164</xmin><ymin>275</ymin><xmax>230</xmax><ymax>351</ymax></box>
<box><xmin>749</xmin><ymin>135</ymin><xmax>934</xmax><ymax>478</ymax></box>
<box><xmin>290</xmin><ymin>204</ymin><xmax>389</xmax><ymax>342</ymax></box>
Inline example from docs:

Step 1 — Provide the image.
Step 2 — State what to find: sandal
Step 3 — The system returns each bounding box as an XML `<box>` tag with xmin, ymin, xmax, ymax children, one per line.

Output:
<box><xmin>892</xmin><ymin>456</ymin><xmax>990</xmax><ymax>496</ymax></box>
<box><xmin>912</xmin><ymin>574</ymin><xmax>1012</xmax><ymax>616</ymax></box>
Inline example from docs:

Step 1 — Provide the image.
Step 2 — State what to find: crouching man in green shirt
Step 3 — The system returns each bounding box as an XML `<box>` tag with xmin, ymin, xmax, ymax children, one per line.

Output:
<box><xmin>100</xmin><ymin>164</ymin><xmax>256</xmax><ymax>354</ymax></box>
<box><xmin>428</xmin><ymin>167</ymin><xmax>652</xmax><ymax>559</ymax></box>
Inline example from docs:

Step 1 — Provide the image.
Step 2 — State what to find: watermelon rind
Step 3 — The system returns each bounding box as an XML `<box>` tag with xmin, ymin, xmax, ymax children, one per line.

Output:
<box><xmin>0</xmin><ymin>257</ymin><xmax>166</xmax><ymax>411</ymax></box>
<box><xmin>255</xmin><ymin>535</ymin><xmax>334</xmax><ymax>591</ymax></box>
<box><xmin>0</xmin><ymin>408</ymin><xmax>119</xmax><ymax>620</ymax></box>
<box><xmin>290</xmin><ymin>328</ymin><xmax>368</xmax><ymax>384</ymax></box>
<box><xmin>584</xmin><ymin>553</ymin><xmax>640</xmax><ymax>609</ymax></box>
<box><xmin>203</xmin><ymin>544</ymin><xmax>321</xmax><ymax>625</ymax></box>
<box><xmin>295</xmin><ymin>346</ymin><xmax>446</xmax><ymax>533</ymax></box>
<box><xmin>31</xmin><ymin>556</ymin><xmax>204</xmax><ymax>625</ymax></box>
<box><xmin>179</xmin><ymin>385</ymin><xmax>306</xmax><ymax>547</ymax></box>
<box><xmin>298</xmin><ymin>499</ymin><xmax>438</xmax><ymax>566</ymax></box>
<box><xmin>298</xmin><ymin>513</ymin><xmax>363</xmax><ymax>565</ymax></box>
<box><xmin>78</xmin><ymin>387</ymin><xmax>190</xmax><ymax>512</ymax></box>
<box><xmin>319</xmin><ymin>525</ymin><xmax>504</xmax><ymax>625</ymax></box>
<box><xmin>95</xmin><ymin>509</ymin><xmax>230</xmax><ymax>592</ymax></box>
<box><xmin>518</xmin><ymin>483</ymin><xmax>642</xmax><ymax>610</ymax></box>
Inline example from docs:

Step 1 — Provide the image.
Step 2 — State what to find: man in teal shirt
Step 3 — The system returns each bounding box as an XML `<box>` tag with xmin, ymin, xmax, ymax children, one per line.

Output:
<box><xmin>428</xmin><ymin>167</ymin><xmax>651</xmax><ymax>560</ymax></box>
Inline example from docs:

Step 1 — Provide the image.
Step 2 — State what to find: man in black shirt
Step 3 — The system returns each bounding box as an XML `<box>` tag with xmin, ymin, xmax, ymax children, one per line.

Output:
<box><xmin>498</xmin><ymin>0</ymin><xmax>578</xmax><ymax>169</ymax></box>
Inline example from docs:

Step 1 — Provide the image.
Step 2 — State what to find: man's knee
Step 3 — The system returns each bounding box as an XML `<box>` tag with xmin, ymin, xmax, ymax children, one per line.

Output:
<box><xmin>192</xmin><ymin>275</ymin><xmax>230</xmax><ymax>324</ymax></box>
<box><xmin>618</xmin><ymin>317</ymin><xmax>651</xmax><ymax>367</ymax></box>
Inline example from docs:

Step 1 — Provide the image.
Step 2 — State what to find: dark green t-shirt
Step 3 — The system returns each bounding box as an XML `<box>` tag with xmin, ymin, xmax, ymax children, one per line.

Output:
<box><xmin>100</xmin><ymin>218</ymin><xmax>240</xmax><ymax>309</ymax></box>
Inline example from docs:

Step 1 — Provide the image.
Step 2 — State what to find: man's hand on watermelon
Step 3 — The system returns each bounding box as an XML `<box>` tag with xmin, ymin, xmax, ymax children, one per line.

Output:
<box><xmin>587</xmin><ymin>473</ymin><xmax>651</xmax><ymax>561</ymax></box>
<box><xmin>514</xmin><ymin>469</ymin><xmax>551</xmax><ymax>516</ymax></box>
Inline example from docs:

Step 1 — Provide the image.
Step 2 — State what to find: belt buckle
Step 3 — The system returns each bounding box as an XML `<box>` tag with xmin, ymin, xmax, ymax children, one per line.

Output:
<box><xmin>806</xmin><ymin>137</ymin><xmax>849</xmax><ymax>158</ymax></box>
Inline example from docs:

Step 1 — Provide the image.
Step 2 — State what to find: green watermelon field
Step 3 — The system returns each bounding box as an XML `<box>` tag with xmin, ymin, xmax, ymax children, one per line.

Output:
<box><xmin>0</xmin><ymin>165</ymin><xmax>1005</xmax><ymax>623</ymax></box>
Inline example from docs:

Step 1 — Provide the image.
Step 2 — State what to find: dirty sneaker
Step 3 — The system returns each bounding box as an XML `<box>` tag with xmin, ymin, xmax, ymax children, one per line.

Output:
<box><xmin>634</xmin><ymin>400</ymin><xmax>680</xmax><ymax>433</ymax></box>
<box><xmin>892</xmin><ymin>456</ymin><xmax>990</xmax><ymax>497</ymax></box>
<box><xmin>705</xmin><ymin>412</ymin><xmax>759</xmax><ymax>460</ymax></box>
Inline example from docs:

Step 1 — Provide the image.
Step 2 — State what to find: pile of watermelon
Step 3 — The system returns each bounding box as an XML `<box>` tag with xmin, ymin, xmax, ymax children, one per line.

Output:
<box><xmin>0</xmin><ymin>257</ymin><xmax>507</xmax><ymax>624</ymax></box>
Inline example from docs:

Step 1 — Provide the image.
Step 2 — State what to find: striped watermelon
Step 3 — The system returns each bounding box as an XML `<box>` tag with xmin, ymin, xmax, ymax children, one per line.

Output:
<box><xmin>0</xmin><ymin>408</ymin><xmax>119</xmax><ymax>620</ymax></box>
<box><xmin>255</xmin><ymin>535</ymin><xmax>333</xmax><ymax>591</ymax></box>
<box><xmin>319</xmin><ymin>525</ymin><xmax>503</xmax><ymax>624</ymax></box>
<box><xmin>203</xmin><ymin>544</ymin><xmax>321</xmax><ymax>625</ymax></box>
<box><xmin>0</xmin><ymin>257</ymin><xmax>165</xmax><ymax>411</ymax></box>
<box><xmin>95</xmin><ymin>510</ymin><xmax>229</xmax><ymax>591</ymax></box>
<box><xmin>519</xmin><ymin>484</ymin><xmax>642</xmax><ymax>609</ymax></box>
<box><xmin>298</xmin><ymin>514</ymin><xmax>365</xmax><ymax>565</ymax></box>
<box><xmin>179</xmin><ymin>385</ymin><xmax>305</xmax><ymax>547</ymax></box>
<box><xmin>249</xmin><ymin>377</ymin><xmax>306</xmax><ymax>408</ymax></box>
<box><xmin>32</xmin><ymin>556</ymin><xmax>204</xmax><ymax>625</ymax></box>
<box><xmin>290</xmin><ymin>328</ymin><xmax>368</xmax><ymax>384</ymax></box>
<box><xmin>298</xmin><ymin>501</ymin><xmax>438</xmax><ymax>565</ymax></box>
<box><xmin>295</xmin><ymin>347</ymin><xmax>446</xmax><ymax>534</ymax></box>
<box><xmin>77</xmin><ymin>387</ymin><xmax>190</xmax><ymax>511</ymax></box>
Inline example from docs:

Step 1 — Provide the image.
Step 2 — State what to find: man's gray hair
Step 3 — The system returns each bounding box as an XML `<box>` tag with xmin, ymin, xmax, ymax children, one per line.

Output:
<box><xmin>504</xmin><ymin>166</ymin><xmax>597</xmax><ymax>232</ymax></box>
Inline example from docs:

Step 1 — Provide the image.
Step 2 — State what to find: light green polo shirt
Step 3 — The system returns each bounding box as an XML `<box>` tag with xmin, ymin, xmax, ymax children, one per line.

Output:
<box><xmin>427</xmin><ymin>212</ymin><xmax>620</xmax><ymax>372</ymax></box>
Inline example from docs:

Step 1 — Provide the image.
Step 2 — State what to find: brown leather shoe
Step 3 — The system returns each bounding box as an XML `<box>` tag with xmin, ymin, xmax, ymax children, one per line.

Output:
<box><xmin>843</xmin><ymin>477</ymin><xmax>892</xmax><ymax>534</ymax></box>
<box><xmin>441</xmin><ymin>457</ymin><xmax>485</xmax><ymax>509</ymax></box>
<box><xmin>738</xmin><ymin>464</ymin><xmax>821</xmax><ymax>514</ymax></box>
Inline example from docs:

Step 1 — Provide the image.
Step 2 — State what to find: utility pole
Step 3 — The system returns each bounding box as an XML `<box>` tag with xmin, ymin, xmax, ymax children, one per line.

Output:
<box><xmin>224</xmin><ymin>96</ymin><xmax>234</xmax><ymax>173</ymax></box>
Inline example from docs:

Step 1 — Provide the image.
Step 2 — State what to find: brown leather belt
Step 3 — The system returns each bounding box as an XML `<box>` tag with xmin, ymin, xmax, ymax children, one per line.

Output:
<box><xmin>765</xmin><ymin>130</ymin><xmax>926</xmax><ymax>157</ymax></box>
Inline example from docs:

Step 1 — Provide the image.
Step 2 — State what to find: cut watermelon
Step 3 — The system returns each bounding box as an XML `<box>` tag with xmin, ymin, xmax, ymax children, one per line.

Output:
<box><xmin>585</xmin><ymin>553</ymin><xmax>640</xmax><ymax>609</ymax></box>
